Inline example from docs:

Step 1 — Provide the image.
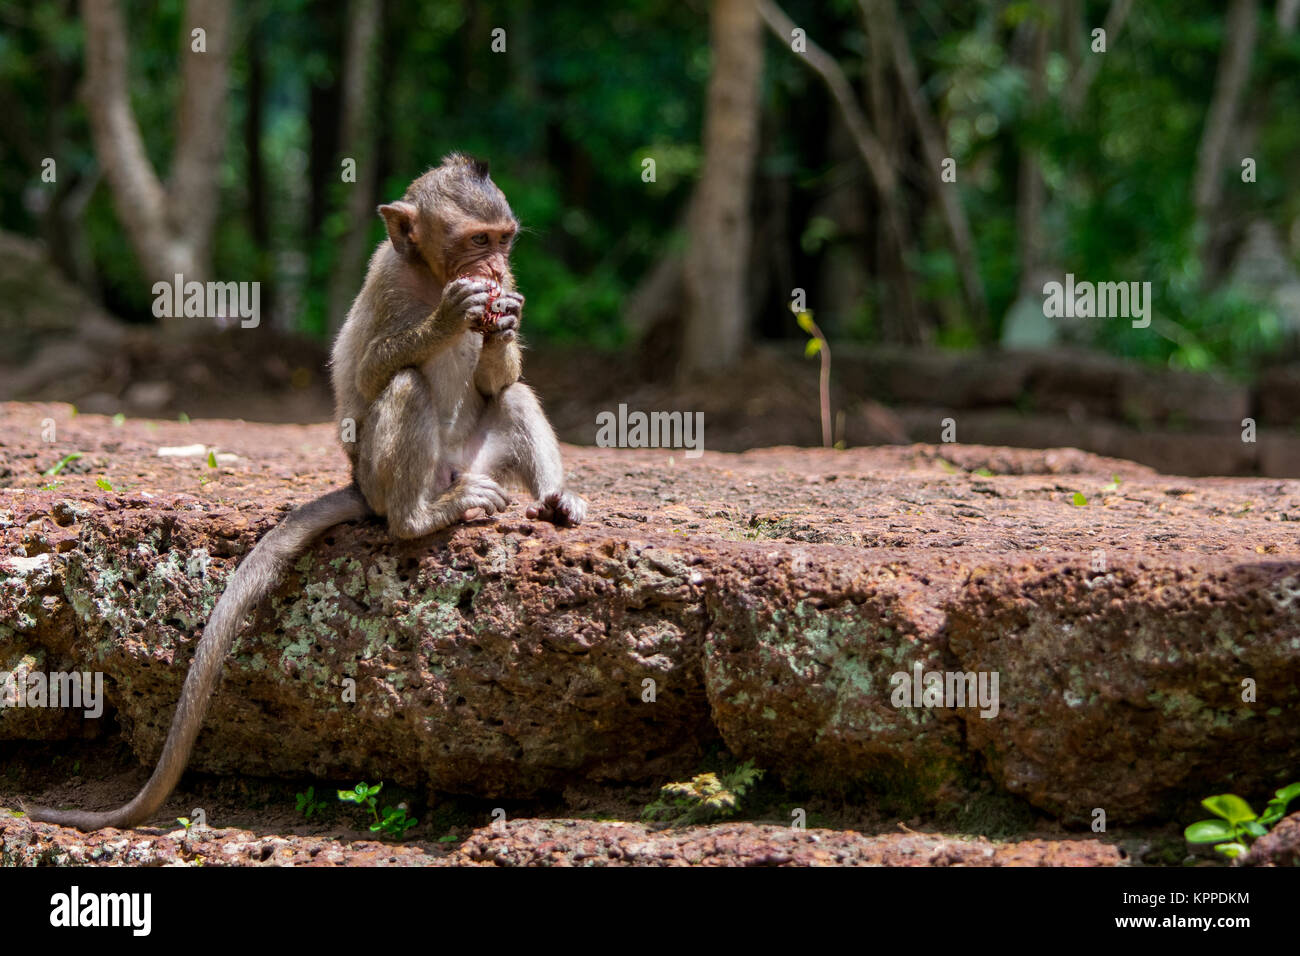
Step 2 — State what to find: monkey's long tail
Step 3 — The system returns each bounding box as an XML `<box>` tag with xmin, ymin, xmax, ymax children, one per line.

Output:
<box><xmin>25</xmin><ymin>486</ymin><xmax>371</xmax><ymax>831</ymax></box>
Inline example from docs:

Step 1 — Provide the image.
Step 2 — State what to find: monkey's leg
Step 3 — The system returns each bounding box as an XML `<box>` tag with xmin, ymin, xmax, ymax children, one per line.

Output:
<box><xmin>357</xmin><ymin>368</ymin><xmax>510</xmax><ymax>539</ymax></box>
<box><xmin>464</xmin><ymin>382</ymin><xmax>586</xmax><ymax>526</ymax></box>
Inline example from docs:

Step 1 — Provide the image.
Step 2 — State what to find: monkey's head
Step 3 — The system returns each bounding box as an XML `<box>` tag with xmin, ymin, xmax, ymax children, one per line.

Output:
<box><xmin>378</xmin><ymin>154</ymin><xmax>518</xmax><ymax>290</ymax></box>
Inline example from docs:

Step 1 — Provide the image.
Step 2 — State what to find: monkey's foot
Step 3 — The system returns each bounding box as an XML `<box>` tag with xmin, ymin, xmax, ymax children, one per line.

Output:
<box><xmin>452</xmin><ymin>473</ymin><xmax>511</xmax><ymax>522</ymax></box>
<box><xmin>526</xmin><ymin>490</ymin><xmax>587</xmax><ymax>527</ymax></box>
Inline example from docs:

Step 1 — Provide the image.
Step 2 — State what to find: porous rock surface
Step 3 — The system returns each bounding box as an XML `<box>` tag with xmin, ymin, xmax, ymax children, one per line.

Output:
<box><xmin>0</xmin><ymin>812</ymin><xmax>1124</xmax><ymax>867</ymax></box>
<box><xmin>1</xmin><ymin>403</ymin><xmax>1298</xmax><ymax>825</ymax></box>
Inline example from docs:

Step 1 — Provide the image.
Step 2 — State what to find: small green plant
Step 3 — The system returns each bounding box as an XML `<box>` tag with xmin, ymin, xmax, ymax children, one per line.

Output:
<box><xmin>1184</xmin><ymin>783</ymin><xmax>1300</xmax><ymax>859</ymax></box>
<box><xmin>1071</xmin><ymin>491</ymin><xmax>1088</xmax><ymax>506</ymax></box>
<box><xmin>177</xmin><ymin>817</ymin><xmax>193</xmax><ymax>832</ymax></box>
<box><xmin>43</xmin><ymin>452</ymin><xmax>83</xmax><ymax>476</ymax></box>
<box><xmin>295</xmin><ymin>786</ymin><xmax>329</xmax><ymax>820</ymax></box>
<box><xmin>95</xmin><ymin>478</ymin><xmax>114</xmax><ymax>492</ymax></box>
<box><xmin>338</xmin><ymin>781</ymin><xmax>418</xmax><ymax>837</ymax></box>
<box><xmin>207</xmin><ymin>449</ymin><xmax>218</xmax><ymax>468</ymax></box>
<box><xmin>642</xmin><ymin>760</ymin><xmax>764</xmax><ymax>827</ymax></box>
<box><xmin>376</xmin><ymin>806</ymin><xmax>418</xmax><ymax>836</ymax></box>
<box><xmin>795</xmin><ymin>310</ymin><xmax>835</xmax><ymax>449</ymax></box>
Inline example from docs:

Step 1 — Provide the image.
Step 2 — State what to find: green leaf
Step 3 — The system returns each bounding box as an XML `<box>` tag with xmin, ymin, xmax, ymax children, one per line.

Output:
<box><xmin>112</xmin><ymin>413</ymin><xmax>126</xmax><ymax>427</ymax></box>
<box><xmin>96</xmin><ymin>478</ymin><xmax>113</xmax><ymax>492</ymax></box>
<box><xmin>1202</xmin><ymin>793</ymin><xmax>1256</xmax><ymax>825</ymax></box>
<box><xmin>974</xmin><ymin>467</ymin><xmax>994</xmax><ymax>477</ymax></box>
<box><xmin>1273</xmin><ymin>782</ymin><xmax>1300</xmax><ymax>805</ymax></box>
<box><xmin>44</xmin><ymin>452</ymin><xmax>83</xmax><ymax>476</ymax></box>
<box><xmin>1214</xmin><ymin>842</ymin><xmax>1248</xmax><ymax>859</ymax></box>
<box><xmin>1184</xmin><ymin>819</ymin><xmax>1235</xmax><ymax>843</ymax></box>
<box><xmin>1242</xmin><ymin>821</ymin><xmax>1268</xmax><ymax>838</ymax></box>
<box><xmin>1071</xmin><ymin>492</ymin><xmax>1087</xmax><ymax>506</ymax></box>
<box><xmin>207</xmin><ymin>450</ymin><xmax>217</xmax><ymax>468</ymax></box>
<box><xmin>795</xmin><ymin>311</ymin><xmax>815</xmax><ymax>335</ymax></box>
<box><xmin>804</xmin><ymin>337</ymin><xmax>822</xmax><ymax>358</ymax></box>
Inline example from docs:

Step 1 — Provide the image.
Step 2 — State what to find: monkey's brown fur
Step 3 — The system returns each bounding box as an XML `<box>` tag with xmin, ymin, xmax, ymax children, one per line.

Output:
<box><xmin>27</xmin><ymin>155</ymin><xmax>584</xmax><ymax>830</ymax></box>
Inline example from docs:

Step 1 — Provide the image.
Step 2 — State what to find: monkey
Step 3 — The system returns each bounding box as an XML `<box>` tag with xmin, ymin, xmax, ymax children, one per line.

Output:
<box><xmin>26</xmin><ymin>154</ymin><xmax>586</xmax><ymax>831</ymax></box>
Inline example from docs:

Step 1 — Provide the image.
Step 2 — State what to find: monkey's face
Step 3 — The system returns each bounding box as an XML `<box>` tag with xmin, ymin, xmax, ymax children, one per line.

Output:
<box><xmin>442</xmin><ymin>217</ymin><xmax>518</xmax><ymax>291</ymax></box>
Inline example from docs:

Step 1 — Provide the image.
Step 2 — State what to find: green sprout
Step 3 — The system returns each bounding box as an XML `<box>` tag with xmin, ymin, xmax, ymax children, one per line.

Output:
<box><xmin>795</xmin><ymin>310</ymin><xmax>836</xmax><ymax>449</ymax></box>
<box><xmin>295</xmin><ymin>786</ymin><xmax>329</xmax><ymax>820</ymax></box>
<box><xmin>1184</xmin><ymin>783</ymin><xmax>1300</xmax><ymax>860</ymax></box>
<box><xmin>642</xmin><ymin>760</ymin><xmax>764</xmax><ymax>827</ymax></box>
<box><xmin>43</xmin><ymin>452</ymin><xmax>83</xmax><ymax>476</ymax></box>
<box><xmin>338</xmin><ymin>781</ymin><xmax>417</xmax><ymax>837</ymax></box>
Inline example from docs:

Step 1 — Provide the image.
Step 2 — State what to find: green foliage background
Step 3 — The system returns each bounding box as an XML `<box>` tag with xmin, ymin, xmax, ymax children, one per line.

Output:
<box><xmin>1</xmin><ymin>0</ymin><xmax>1297</xmax><ymax>374</ymax></box>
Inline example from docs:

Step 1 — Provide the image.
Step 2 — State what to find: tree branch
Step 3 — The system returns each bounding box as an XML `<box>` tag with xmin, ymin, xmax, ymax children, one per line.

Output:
<box><xmin>169</xmin><ymin>0</ymin><xmax>233</xmax><ymax>270</ymax></box>
<box><xmin>1067</xmin><ymin>0</ymin><xmax>1134</xmax><ymax>116</ymax></box>
<box><xmin>1194</xmin><ymin>0</ymin><xmax>1258</xmax><ymax>220</ymax></box>
<box><xmin>756</xmin><ymin>0</ymin><xmax>895</xmax><ymax>195</ymax></box>
<box><xmin>80</xmin><ymin>0</ymin><xmax>169</xmax><ymax>269</ymax></box>
<box><xmin>867</xmin><ymin>0</ymin><xmax>990</xmax><ymax>337</ymax></box>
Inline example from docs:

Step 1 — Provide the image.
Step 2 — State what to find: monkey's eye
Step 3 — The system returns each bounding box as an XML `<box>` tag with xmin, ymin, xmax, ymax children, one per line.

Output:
<box><xmin>472</xmin><ymin>233</ymin><xmax>490</xmax><ymax>246</ymax></box>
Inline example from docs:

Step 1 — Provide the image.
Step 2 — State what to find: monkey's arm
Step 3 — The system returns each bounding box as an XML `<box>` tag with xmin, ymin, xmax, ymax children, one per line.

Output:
<box><xmin>474</xmin><ymin>335</ymin><xmax>522</xmax><ymax>396</ymax></box>
<box><xmin>356</xmin><ymin>278</ymin><xmax>494</xmax><ymax>402</ymax></box>
<box><xmin>473</xmin><ymin>289</ymin><xmax>525</xmax><ymax>396</ymax></box>
<box><xmin>357</xmin><ymin>316</ymin><xmax>454</xmax><ymax>402</ymax></box>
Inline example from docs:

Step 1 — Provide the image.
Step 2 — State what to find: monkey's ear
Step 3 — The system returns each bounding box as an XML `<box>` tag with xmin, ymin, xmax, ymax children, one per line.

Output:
<box><xmin>378</xmin><ymin>202</ymin><xmax>419</xmax><ymax>256</ymax></box>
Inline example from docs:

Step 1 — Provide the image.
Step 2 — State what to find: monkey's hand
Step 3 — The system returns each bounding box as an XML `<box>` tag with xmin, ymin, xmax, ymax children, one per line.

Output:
<box><xmin>436</xmin><ymin>276</ymin><xmax>500</xmax><ymax>334</ymax></box>
<box><xmin>526</xmin><ymin>490</ymin><xmax>587</xmax><ymax>527</ymax></box>
<box><xmin>479</xmin><ymin>290</ymin><xmax>524</xmax><ymax>343</ymax></box>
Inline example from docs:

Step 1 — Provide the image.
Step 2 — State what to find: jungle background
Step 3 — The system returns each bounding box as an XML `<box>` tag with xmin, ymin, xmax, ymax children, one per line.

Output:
<box><xmin>3</xmin><ymin>0</ymin><xmax>1300</xmax><ymax>475</ymax></box>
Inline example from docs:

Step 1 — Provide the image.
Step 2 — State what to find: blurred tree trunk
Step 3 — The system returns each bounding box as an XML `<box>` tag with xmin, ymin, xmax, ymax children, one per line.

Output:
<box><xmin>1281</xmin><ymin>0</ymin><xmax>1300</xmax><ymax>32</ymax></box>
<box><xmin>681</xmin><ymin>0</ymin><xmax>763</xmax><ymax>376</ymax></box>
<box><xmin>758</xmin><ymin>0</ymin><xmax>923</xmax><ymax>343</ymax></box>
<box><xmin>244</xmin><ymin>6</ymin><xmax>274</xmax><ymax>325</ymax></box>
<box><xmin>870</xmin><ymin>0</ymin><xmax>990</xmax><ymax>339</ymax></box>
<box><xmin>81</xmin><ymin>0</ymin><xmax>231</xmax><ymax>330</ymax></box>
<box><xmin>308</xmin><ymin>0</ymin><xmax>343</xmax><ymax>237</ymax></box>
<box><xmin>1194</xmin><ymin>0</ymin><xmax>1259</xmax><ymax>281</ymax></box>
<box><xmin>1014</xmin><ymin>12</ymin><xmax>1048</xmax><ymax>296</ymax></box>
<box><xmin>327</xmin><ymin>0</ymin><xmax>383</xmax><ymax>335</ymax></box>
<box><xmin>860</xmin><ymin>2</ymin><xmax>915</xmax><ymax>343</ymax></box>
